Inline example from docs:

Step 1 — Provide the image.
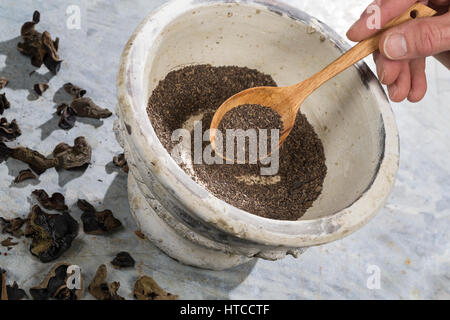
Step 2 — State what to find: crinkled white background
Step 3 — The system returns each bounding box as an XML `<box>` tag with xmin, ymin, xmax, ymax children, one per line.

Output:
<box><xmin>0</xmin><ymin>0</ymin><xmax>448</xmax><ymax>299</ymax></box>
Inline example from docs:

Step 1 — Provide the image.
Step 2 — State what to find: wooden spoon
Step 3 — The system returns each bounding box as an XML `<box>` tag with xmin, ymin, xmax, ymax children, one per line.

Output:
<box><xmin>210</xmin><ymin>3</ymin><xmax>436</xmax><ymax>152</ymax></box>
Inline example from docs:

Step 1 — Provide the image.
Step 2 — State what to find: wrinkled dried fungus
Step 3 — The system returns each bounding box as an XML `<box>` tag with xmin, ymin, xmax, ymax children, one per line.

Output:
<box><xmin>70</xmin><ymin>97</ymin><xmax>112</xmax><ymax>119</ymax></box>
<box><xmin>88</xmin><ymin>264</ymin><xmax>124</xmax><ymax>300</ymax></box>
<box><xmin>77</xmin><ymin>199</ymin><xmax>122</xmax><ymax>235</ymax></box>
<box><xmin>30</xmin><ymin>263</ymin><xmax>84</xmax><ymax>300</ymax></box>
<box><xmin>17</xmin><ymin>11</ymin><xmax>62</xmax><ymax>74</ymax></box>
<box><xmin>63</xmin><ymin>82</ymin><xmax>86</xmax><ymax>99</ymax></box>
<box><xmin>14</xmin><ymin>169</ymin><xmax>37</xmax><ymax>183</ymax></box>
<box><xmin>1</xmin><ymin>237</ymin><xmax>18</xmax><ymax>247</ymax></box>
<box><xmin>133</xmin><ymin>276</ymin><xmax>178</xmax><ymax>300</ymax></box>
<box><xmin>0</xmin><ymin>217</ymin><xmax>26</xmax><ymax>238</ymax></box>
<box><xmin>0</xmin><ymin>118</ymin><xmax>22</xmax><ymax>141</ymax></box>
<box><xmin>1</xmin><ymin>137</ymin><xmax>92</xmax><ymax>174</ymax></box>
<box><xmin>53</xmin><ymin>136</ymin><xmax>92</xmax><ymax>169</ymax></box>
<box><xmin>32</xmin><ymin>189</ymin><xmax>68</xmax><ymax>211</ymax></box>
<box><xmin>113</xmin><ymin>153</ymin><xmax>129</xmax><ymax>173</ymax></box>
<box><xmin>111</xmin><ymin>251</ymin><xmax>135</xmax><ymax>269</ymax></box>
<box><xmin>0</xmin><ymin>93</ymin><xmax>10</xmax><ymax>115</ymax></box>
<box><xmin>25</xmin><ymin>205</ymin><xmax>78</xmax><ymax>263</ymax></box>
<box><xmin>0</xmin><ymin>269</ymin><xmax>28</xmax><ymax>300</ymax></box>
<box><xmin>56</xmin><ymin>103</ymin><xmax>76</xmax><ymax>130</ymax></box>
<box><xmin>9</xmin><ymin>145</ymin><xmax>58</xmax><ymax>175</ymax></box>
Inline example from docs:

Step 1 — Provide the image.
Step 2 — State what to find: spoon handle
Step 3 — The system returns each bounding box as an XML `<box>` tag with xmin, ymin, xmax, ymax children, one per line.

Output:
<box><xmin>297</xmin><ymin>3</ymin><xmax>437</xmax><ymax>98</ymax></box>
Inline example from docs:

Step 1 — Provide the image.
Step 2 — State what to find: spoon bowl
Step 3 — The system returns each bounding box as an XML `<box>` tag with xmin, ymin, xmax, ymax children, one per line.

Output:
<box><xmin>209</xmin><ymin>85</ymin><xmax>298</xmax><ymax>152</ymax></box>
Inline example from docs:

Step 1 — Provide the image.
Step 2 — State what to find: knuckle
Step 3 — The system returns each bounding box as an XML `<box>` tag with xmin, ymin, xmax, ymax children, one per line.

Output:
<box><xmin>414</xmin><ymin>21</ymin><xmax>442</xmax><ymax>56</ymax></box>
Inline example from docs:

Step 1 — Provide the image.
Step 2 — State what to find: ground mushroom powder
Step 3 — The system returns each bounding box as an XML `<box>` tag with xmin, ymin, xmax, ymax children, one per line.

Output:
<box><xmin>147</xmin><ymin>65</ymin><xmax>327</xmax><ymax>220</ymax></box>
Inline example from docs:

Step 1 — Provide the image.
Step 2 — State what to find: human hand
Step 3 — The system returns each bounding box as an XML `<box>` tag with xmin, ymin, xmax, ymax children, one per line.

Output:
<box><xmin>347</xmin><ymin>0</ymin><xmax>450</xmax><ymax>102</ymax></box>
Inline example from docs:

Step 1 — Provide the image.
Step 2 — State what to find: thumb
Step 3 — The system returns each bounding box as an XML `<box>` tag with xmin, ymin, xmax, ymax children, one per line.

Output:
<box><xmin>380</xmin><ymin>12</ymin><xmax>450</xmax><ymax>60</ymax></box>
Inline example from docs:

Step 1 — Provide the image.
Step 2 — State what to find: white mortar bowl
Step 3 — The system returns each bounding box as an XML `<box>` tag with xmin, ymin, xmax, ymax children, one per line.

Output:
<box><xmin>116</xmin><ymin>0</ymin><xmax>400</xmax><ymax>270</ymax></box>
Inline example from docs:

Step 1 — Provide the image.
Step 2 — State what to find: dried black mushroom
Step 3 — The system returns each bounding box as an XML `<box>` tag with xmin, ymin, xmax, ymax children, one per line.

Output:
<box><xmin>0</xmin><ymin>142</ymin><xmax>12</xmax><ymax>163</ymax></box>
<box><xmin>1</xmin><ymin>138</ymin><xmax>91</xmax><ymax>174</ymax></box>
<box><xmin>111</xmin><ymin>252</ymin><xmax>135</xmax><ymax>269</ymax></box>
<box><xmin>17</xmin><ymin>11</ymin><xmax>62</xmax><ymax>74</ymax></box>
<box><xmin>0</xmin><ymin>217</ymin><xmax>26</xmax><ymax>238</ymax></box>
<box><xmin>0</xmin><ymin>93</ymin><xmax>10</xmax><ymax>115</ymax></box>
<box><xmin>77</xmin><ymin>199</ymin><xmax>122</xmax><ymax>235</ymax></box>
<box><xmin>88</xmin><ymin>264</ymin><xmax>124</xmax><ymax>300</ymax></box>
<box><xmin>7</xmin><ymin>144</ymin><xmax>58</xmax><ymax>175</ymax></box>
<box><xmin>30</xmin><ymin>263</ymin><xmax>84</xmax><ymax>300</ymax></box>
<box><xmin>25</xmin><ymin>205</ymin><xmax>78</xmax><ymax>263</ymax></box>
<box><xmin>63</xmin><ymin>83</ymin><xmax>86</xmax><ymax>99</ymax></box>
<box><xmin>0</xmin><ymin>118</ymin><xmax>21</xmax><ymax>141</ymax></box>
<box><xmin>14</xmin><ymin>169</ymin><xmax>37</xmax><ymax>183</ymax></box>
<box><xmin>0</xmin><ymin>77</ymin><xmax>8</xmax><ymax>90</ymax></box>
<box><xmin>0</xmin><ymin>269</ymin><xmax>28</xmax><ymax>300</ymax></box>
<box><xmin>70</xmin><ymin>97</ymin><xmax>112</xmax><ymax>119</ymax></box>
<box><xmin>113</xmin><ymin>153</ymin><xmax>129</xmax><ymax>173</ymax></box>
<box><xmin>53</xmin><ymin>136</ymin><xmax>92</xmax><ymax>169</ymax></box>
<box><xmin>34</xmin><ymin>83</ymin><xmax>49</xmax><ymax>95</ymax></box>
<box><xmin>1</xmin><ymin>237</ymin><xmax>18</xmax><ymax>247</ymax></box>
<box><xmin>56</xmin><ymin>103</ymin><xmax>76</xmax><ymax>130</ymax></box>
<box><xmin>32</xmin><ymin>189</ymin><xmax>68</xmax><ymax>212</ymax></box>
<box><xmin>133</xmin><ymin>276</ymin><xmax>178</xmax><ymax>300</ymax></box>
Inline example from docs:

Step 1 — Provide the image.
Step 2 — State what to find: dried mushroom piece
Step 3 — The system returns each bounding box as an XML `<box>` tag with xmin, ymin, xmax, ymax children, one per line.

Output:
<box><xmin>0</xmin><ymin>269</ymin><xmax>28</xmax><ymax>300</ymax></box>
<box><xmin>0</xmin><ymin>118</ymin><xmax>21</xmax><ymax>141</ymax></box>
<box><xmin>6</xmin><ymin>282</ymin><xmax>28</xmax><ymax>300</ymax></box>
<box><xmin>88</xmin><ymin>264</ymin><xmax>124</xmax><ymax>300</ymax></box>
<box><xmin>0</xmin><ymin>142</ymin><xmax>12</xmax><ymax>163</ymax></box>
<box><xmin>113</xmin><ymin>153</ymin><xmax>129</xmax><ymax>173</ymax></box>
<box><xmin>133</xmin><ymin>276</ymin><xmax>178</xmax><ymax>300</ymax></box>
<box><xmin>63</xmin><ymin>83</ymin><xmax>86</xmax><ymax>99</ymax></box>
<box><xmin>0</xmin><ymin>93</ymin><xmax>10</xmax><ymax>115</ymax></box>
<box><xmin>0</xmin><ymin>77</ymin><xmax>8</xmax><ymax>90</ymax></box>
<box><xmin>53</xmin><ymin>136</ymin><xmax>92</xmax><ymax>169</ymax></box>
<box><xmin>77</xmin><ymin>199</ymin><xmax>122</xmax><ymax>235</ymax></box>
<box><xmin>17</xmin><ymin>11</ymin><xmax>62</xmax><ymax>74</ymax></box>
<box><xmin>56</xmin><ymin>103</ymin><xmax>76</xmax><ymax>130</ymax></box>
<box><xmin>32</xmin><ymin>189</ymin><xmax>68</xmax><ymax>211</ymax></box>
<box><xmin>1</xmin><ymin>237</ymin><xmax>18</xmax><ymax>247</ymax></box>
<box><xmin>1</xmin><ymin>138</ymin><xmax>91</xmax><ymax>174</ymax></box>
<box><xmin>14</xmin><ymin>169</ymin><xmax>37</xmax><ymax>183</ymax></box>
<box><xmin>111</xmin><ymin>252</ymin><xmax>135</xmax><ymax>269</ymax></box>
<box><xmin>9</xmin><ymin>145</ymin><xmax>58</xmax><ymax>175</ymax></box>
<box><xmin>25</xmin><ymin>205</ymin><xmax>78</xmax><ymax>263</ymax></box>
<box><xmin>0</xmin><ymin>217</ymin><xmax>26</xmax><ymax>238</ymax></box>
<box><xmin>30</xmin><ymin>263</ymin><xmax>84</xmax><ymax>300</ymax></box>
<box><xmin>70</xmin><ymin>97</ymin><xmax>112</xmax><ymax>119</ymax></box>
<box><xmin>34</xmin><ymin>83</ymin><xmax>49</xmax><ymax>95</ymax></box>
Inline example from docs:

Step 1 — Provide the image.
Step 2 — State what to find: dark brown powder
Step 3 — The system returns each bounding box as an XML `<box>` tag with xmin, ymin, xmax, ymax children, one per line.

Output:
<box><xmin>147</xmin><ymin>65</ymin><xmax>327</xmax><ymax>220</ymax></box>
<box><xmin>218</xmin><ymin>104</ymin><xmax>282</xmax><ymax>132</ymax></box>
<box><xmin>217</xmin><ymin>104</ymin><xmax>282</xmax><ymax>162</ymax></box>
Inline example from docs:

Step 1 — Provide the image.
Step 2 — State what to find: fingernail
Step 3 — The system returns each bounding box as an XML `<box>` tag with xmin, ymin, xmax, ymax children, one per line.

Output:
<box><xmin>384</xmin><ymin>33</ymin><xmax>407</xmax><ymax>59</ymax></box>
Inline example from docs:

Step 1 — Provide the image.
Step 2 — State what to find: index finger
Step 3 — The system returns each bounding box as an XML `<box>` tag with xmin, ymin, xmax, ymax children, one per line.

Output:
<box><xmin>346</xmin><ymin>0</ymin><xmax>426</xmax><ymax>42</ymax></box>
